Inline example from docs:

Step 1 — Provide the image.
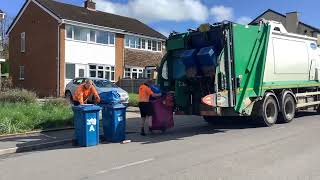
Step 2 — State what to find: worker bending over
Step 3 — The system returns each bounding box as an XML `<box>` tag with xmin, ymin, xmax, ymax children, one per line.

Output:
<box><xmin>138</xmin><ymin>80</ymin><xmax>161</xmax><ymax>136</ymax></box>
<box><xmin>73</xmin><ymin>79</ymin><xmax>101</xmax><ymax>105</ymax></box>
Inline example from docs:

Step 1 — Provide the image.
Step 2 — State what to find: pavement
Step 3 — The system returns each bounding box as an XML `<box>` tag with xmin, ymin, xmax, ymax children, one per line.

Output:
<box><xmin>0</xmin><ymin>109</ymin><xmax>141</xmax><ymax>156</ymax></box>
<box><xmin>0</xmin><ymin>110</ymin><xmax>320</xmax><ymax>179</ymax></box>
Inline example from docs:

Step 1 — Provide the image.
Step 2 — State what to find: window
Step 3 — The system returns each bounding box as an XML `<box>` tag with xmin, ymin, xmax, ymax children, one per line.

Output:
<box><xmin>152</xmin><ymin>40</ymin><xmax>156</xmax><ymax>51</ymax></box>
<box><xmin>65</xmin><ymin>25</ymin><xmax>115</xmax><ymax>45</ymax></box>
<box><xmin>124</xmin><ymin>35</ymin><xmax>162</xmax><ymax>51</ymax></box>
<box><xmin>96</xmin><ymin>30</ymin><xmax>108</xmax><ymax>44</ymax></box>
<box><xmin>147</xmin><ymin>40</ymin><xmax>152</xmax><ymax>50</ymax></box>
<box><xmin>21</xmin><ymin>32</ymin><xmax>25</xmax><ymax>53</ymax></box>
<box><xmin>66</xmin><ymin>63</ymin><xmax>75</xmax><ymax>79</ymax></box>
<box><xmin>124</xmin><ymin>67</ymin><xmax>144</xmax><ymax>79</ymax></box>
<box><xmin>111</xmin><ymin>66</ymin><xmax>115</xmax><ymax>81</ymax></box>
<box><xmin>141</xmin><ymin>39</ymin><xmax>146</xmax><ymax>49</ymax></box>
<box><xmin>89</xmin><ymin>64</ymin><xmax>115</xmax><ymax>81</ymax></box>
<box><xmin>157</xmin><ymin>42</ymin><xmax>162</xmax><ymax>51</ymax></box>
<box><xmin>124</xmin><ymin>68</ymin><xmax>131</xmax><ymax>78</ymax></box>
<box><xmin>90</xmin><ymin>30</ymin><xmax>96</xmax><ymax>42</ymax></box>
<box><xmin>19</xmin><ymin>66</ymin><xmax>24</xmax><ymax>80</ymax></box>
<box><xmin>89</xmin><ymin>65</ymin><xmax>97</xmax><ymax>78</ymax></box>
<box><xmin>125</xmin><ymin>37</ymin><xmax>130</xmax><ymax>47</ymax></box>
<box><xmin>145</xmin><ymin>69</ymin><xmax>152</xmax><ymax>78</ymax></box>
<box><xmin>109</xmin><ymin>33</ymin><xmax>115</xmax><ymax>45</ymax></box>
<box><xmin>79</xmin><ymin>69</ymin><xmax>85</xmax><ymax>77</ymax></box>
<box><xmin>66</xmin><ymin>25</ymin><xmax>73</xmax><ymax>39</ymax></box>
<box><xmin>73</xmin><ymin>26</ymin><xmax>87</xmax><ymax>41</ymax></box>
<box><xmin>130</xmin><ymin>36</ymin><xmax>135</xmax><ymax>48</ymax></box>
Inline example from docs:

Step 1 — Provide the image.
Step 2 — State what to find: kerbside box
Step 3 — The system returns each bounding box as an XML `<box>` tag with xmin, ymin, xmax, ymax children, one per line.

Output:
<box><xmin>72</xmin><ymin>105</ymin><xmax>102</xmax><ymax>147</ymax></box>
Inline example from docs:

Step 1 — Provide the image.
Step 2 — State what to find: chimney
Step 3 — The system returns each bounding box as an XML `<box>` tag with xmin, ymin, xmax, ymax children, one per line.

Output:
<box><xmin>285</xmin><ymin>12</ymin><xmax>299</xmax><ymax>33</ymax></box>
<box><xmin>84</xmin><ymin>0</ymin><xmax>96</xmax><ymax>11</ymax></box>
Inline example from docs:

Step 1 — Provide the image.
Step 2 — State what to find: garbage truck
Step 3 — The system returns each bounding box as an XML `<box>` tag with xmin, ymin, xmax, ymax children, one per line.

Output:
<box><xmin>157</xmin><ymin>20</ymin><xmax>320</xmax><ymax>126</ymax></box>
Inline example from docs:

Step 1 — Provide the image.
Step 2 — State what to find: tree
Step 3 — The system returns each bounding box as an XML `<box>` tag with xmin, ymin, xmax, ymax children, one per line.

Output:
<box><xmin>1</xmin><ymin>13</ymin><xmax>11</xmax><ymax>74</ymax></box>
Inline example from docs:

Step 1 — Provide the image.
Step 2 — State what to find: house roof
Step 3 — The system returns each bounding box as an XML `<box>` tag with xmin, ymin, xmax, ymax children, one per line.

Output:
<box><xmin>8</xmin><ymin>0</ymin><xmax>166</xmax><ymax>39</ymax></box>
<box><xmin>250</xmin><ymin>9</ymin><xmax>320</xmax><ymax>33</ymax></box>
<box><xmin>0</xmin><ymin>9</ymin><xmax>3</xmax><ymax>13</ymax></box>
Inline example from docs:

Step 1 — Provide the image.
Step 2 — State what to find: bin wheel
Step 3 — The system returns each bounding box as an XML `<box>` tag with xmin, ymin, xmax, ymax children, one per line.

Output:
<box><xmin>279</xmin><ymin>93</ymin><xmax>296</xmax><ymax>123</ymax></box>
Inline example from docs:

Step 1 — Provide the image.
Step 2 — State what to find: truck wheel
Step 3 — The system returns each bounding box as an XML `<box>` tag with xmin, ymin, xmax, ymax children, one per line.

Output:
<box><xmin>261</xmin><ymin>95</ymin><xmax>278</xmax><ymax>126</ymax></box>
<box><xmin>203</xmin><ymin>116</ymin><xmax>219</xmax><ymax>124</ymax></box>
<box><xmin>279</xmin><ymin>94</ymin><xmax>296</xmax><ymax>123</ymax></box>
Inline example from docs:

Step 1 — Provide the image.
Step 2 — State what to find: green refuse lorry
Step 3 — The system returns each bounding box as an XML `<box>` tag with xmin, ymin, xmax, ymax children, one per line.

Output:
<box><xmin>157</xmin><ymin>20</ymin><xmax>320</xmax><ymax>126</ymax></box>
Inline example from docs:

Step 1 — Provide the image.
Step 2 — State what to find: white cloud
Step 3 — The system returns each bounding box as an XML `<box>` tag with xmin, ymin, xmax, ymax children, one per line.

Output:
<box><xmin>95</xmin><ymin>0</ymin><xmax>208</xmax><ymax>23</ymax></box>
<box><xmin>210</xmin><ymin>5</ymin><xmax>234</xmax><ymax>22</ymax></box>
<box><xmin>236</xmin><ymin>16</ymin><xmax>253</xmax><ymax>25</ymax></box>
<box><xmin>157</xmin><ymin>29</ymin><xmax>171</xmax><ymax>37</ymax></box>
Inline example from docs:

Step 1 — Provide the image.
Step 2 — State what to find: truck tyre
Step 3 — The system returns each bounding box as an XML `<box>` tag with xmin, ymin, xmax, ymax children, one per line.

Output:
<box><xmin>203</xmin><ymin>116</ymin><xmax>220</xmax><ymax>124</ymax></box>
<box><xmin>261</xmin><ymin>95</ymin><xmax>278</xmax><ymax>126</ymax></box>
<box><xmin>279</xmin><ymin>94</ymin><xmax>296</xmax><ymax>123</ymax></box>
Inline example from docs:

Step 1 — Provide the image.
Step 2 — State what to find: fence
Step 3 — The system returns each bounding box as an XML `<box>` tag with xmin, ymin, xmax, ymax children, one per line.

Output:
<box><xmin>117</xmin><ymin>79</ymin><xmax>154</xmax><ymax>94</ymax></box>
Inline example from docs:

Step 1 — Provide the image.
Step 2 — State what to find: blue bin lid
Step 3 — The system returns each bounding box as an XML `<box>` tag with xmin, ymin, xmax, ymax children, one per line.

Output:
<box><xmin>72</xmin><ymin>104</ymin><xmax>102</xmax><ymax>112</ymax></box>
<box><xmin>197</xmin><ymin>46</ymin><xmax>214</xmax><ymax>56</ymax></box>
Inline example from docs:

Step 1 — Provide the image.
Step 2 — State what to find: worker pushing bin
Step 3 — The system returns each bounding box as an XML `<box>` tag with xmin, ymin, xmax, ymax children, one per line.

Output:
<box><xmin>72</xmin><ymin>105</ymin><xmax>102</xmax><ymax>147</ymax></box>
<box><xmin>99</xmin><ymin>91</ymin><xmax>127</xmax><ymax>143</ymax></box>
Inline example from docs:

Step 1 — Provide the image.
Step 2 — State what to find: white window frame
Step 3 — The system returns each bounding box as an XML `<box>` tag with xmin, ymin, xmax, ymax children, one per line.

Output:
<box><xmin>21</xmin><ymin>32</ymin><xmax>25</xmax><ymax>53</ymax></box>
<box><xmin>124</xmin><ymin>66</ymin><xmax>145</xmax><ymax>79</ymax></box>
<box><xmin>88</xmin><ymin>64</ymin><xmax>115</xmax><ymax>82</ymax></box>
<box><xmin>19</xmin><ymin>66</ymin><xmax>24</xmax><ymax>80</ymax></box>
<box><xmin>65</xmin><ymin>25</ymin><xmax>115</xmax><ymax>46</ymax></box>
<box><xmin>124</xmin><ymin>35</ymin><xmax>162</xmax><ymax>52</ymax></box>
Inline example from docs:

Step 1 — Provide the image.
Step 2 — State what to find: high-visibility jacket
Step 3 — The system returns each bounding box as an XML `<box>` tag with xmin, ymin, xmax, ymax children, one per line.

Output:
<box><xmin>73</xmin><ymin>84</ymin><xmax>101</xmax><ymax>105</ymax></box>
<box><xmin>138</xmin><ymin>84</ymin><xmax>153</xmax><ymax>102</ymax></box>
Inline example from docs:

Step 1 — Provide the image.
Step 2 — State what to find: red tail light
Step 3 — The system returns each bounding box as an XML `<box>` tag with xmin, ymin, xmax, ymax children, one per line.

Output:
<box><xmin>202</xmin><ymin>94</ymin><xmax>215</xmax><ymax>107</ymax></box>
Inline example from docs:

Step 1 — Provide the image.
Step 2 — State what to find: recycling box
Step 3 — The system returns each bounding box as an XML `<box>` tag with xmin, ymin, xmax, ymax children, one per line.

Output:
<box><xmin>72</xmin><ymin>105</ymin><xmax>102</xmax><ymax>147</ymax></box>
<box><xmin>102</xmin><ymin>104</ymin><xmax>127</xmax><ymax>143</ymax></box>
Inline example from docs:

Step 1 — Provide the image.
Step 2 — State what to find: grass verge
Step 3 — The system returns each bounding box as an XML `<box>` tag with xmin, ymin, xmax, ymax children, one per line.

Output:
<box><xmin>0</xmin><ymin>99</ymin><xmax>73</xmax><ymax>135</ymax></box>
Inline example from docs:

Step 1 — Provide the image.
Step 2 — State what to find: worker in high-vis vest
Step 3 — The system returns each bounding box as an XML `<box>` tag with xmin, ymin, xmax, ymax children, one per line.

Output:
<box><xmin>73</xmin><ymin>79</ymin><xmax>101</xmax><ymax>105</ymax></box>
<box><xmin>138</xmin><ymin>80</ymin><xmax>161</xmax><ymax>136</ymax></box>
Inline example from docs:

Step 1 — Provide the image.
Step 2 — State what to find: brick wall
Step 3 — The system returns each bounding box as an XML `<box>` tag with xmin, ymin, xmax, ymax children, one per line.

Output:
<box><xmin>9</xmin><ymin>1</ymin><xmax>59</xmax><ymax>97</ymax></box>
<box><xmin>115</xmin><ymin>33</ymin><xmax>124</xmax><ymax>81</ymax></box>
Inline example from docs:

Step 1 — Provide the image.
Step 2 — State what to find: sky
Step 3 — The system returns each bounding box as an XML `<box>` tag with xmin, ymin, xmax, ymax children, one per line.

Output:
<box><xmin>1</xmin><ymin>0</ymin><xmax>320</xmax><ymax>37</ymax></box>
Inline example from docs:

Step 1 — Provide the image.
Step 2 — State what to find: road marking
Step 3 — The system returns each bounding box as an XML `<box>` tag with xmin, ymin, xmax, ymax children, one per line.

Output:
<box><xmin>95</xmin><ymin>158</ymin><xmax>154</xmax><ymax>175</ymax></box>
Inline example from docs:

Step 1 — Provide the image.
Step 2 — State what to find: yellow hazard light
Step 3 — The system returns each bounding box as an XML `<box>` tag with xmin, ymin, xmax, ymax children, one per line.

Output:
<box><xmin>199</xmin><ymin>23</ymin><xmax>210</xmax><ymax>32</ymax></box>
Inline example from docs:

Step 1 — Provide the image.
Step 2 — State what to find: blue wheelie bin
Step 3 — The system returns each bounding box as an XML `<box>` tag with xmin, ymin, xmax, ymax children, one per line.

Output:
<box><xmin>72</xmin><ymin>105</ymin><xmax>102</xmax><ymax>147</ymax></box>
<box><xmin>102</xmin><ymin>104</ymin><xmax>127</xmax><ymax>143</ymax></box>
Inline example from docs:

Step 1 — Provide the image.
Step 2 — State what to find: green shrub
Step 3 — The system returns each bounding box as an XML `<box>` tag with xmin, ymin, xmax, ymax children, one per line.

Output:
<box><xmin>0</xmin><ymin>89</ymin><xmax>37</xmax><ymax>103</ymax></box>
<box><xmin>128</xmin><ymin>93</ymin><xmax>139</xmax><ymax>107</ymax></box>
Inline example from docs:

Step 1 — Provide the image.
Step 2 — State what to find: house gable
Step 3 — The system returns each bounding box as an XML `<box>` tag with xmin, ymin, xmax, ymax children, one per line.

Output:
<box><xmin>9</xmin><ymin>0</ymin><xmax>60</xmax><ymax>97</ymax></box>
<box><xmin>7</xmin><ymin>0</ymin><xmax>60</xmax><ymax>35</ymax></box>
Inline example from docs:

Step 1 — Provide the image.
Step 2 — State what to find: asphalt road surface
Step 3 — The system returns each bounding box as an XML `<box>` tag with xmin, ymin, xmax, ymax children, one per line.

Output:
<box><xmin>1</xmin><ymin>111</ymin><xmax>320</xmax><ymax>180</ymax></box>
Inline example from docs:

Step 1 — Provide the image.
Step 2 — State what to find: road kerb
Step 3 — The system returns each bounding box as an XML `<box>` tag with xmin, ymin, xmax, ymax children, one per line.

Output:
<box><xmin>0</xmin><ymin>138</ymin><xmax>74</xmax><ymax>156</ymax></box>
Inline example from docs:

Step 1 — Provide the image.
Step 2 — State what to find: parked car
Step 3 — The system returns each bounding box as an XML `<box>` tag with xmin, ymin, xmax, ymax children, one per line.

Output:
<box><xmin>65</xmin><ymin>77</ymin><xmax>129</xmax><ymax>105</ymax></box>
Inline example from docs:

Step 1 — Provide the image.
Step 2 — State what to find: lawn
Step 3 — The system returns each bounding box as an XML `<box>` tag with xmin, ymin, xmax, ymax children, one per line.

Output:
<box><xmin>128</xmin><ymin>93</ymin><xmax>139</xmax><ymax>107</ymax></box>
<box><xmin>0</xmin><ymin>90</ymin><xmax>73</xmax><ymax>135</ymax></box>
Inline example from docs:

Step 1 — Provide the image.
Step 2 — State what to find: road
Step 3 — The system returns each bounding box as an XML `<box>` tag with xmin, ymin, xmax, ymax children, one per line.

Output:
<box><xmin>1</xmin><ymin>111</ymin><xmax>320</xmax><ymax>180</ymax></box>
